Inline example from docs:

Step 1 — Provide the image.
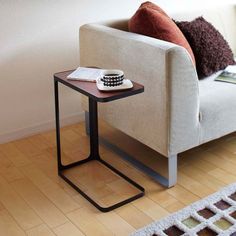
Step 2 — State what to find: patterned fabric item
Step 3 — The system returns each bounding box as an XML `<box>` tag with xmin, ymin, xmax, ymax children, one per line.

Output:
<box><xmin>131</xmin><ymin>183</ymin><xmax>236</xmax><ymax>236</ymax></box>
<box><xmin>175</xmin><ymin>17</ymin><xmax>235</xmax><ymax>79</ymax></box>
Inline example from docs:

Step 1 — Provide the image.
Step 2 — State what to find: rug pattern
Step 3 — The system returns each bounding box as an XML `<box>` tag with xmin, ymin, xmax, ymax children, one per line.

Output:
<box><xmin>131</xmin><ymin>183</ymin><xmax>236</xmax><ymax>236</ymax></box>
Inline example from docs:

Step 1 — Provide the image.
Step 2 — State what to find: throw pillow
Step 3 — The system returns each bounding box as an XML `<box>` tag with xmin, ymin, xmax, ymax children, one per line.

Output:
<box><xmin>175</xmin><ymin>17</ymin><xmax>235</xmax><ymax>79</ymax></box>
<box><xmin>128</xmin><ymin>1</ymin><xmax>195</xmax><ymax>65</ymax></box>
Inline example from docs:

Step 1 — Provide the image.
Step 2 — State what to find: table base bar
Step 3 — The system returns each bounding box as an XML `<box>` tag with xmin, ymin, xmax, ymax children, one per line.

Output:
<box><xmin>59</xmin><ymin>158</ymin><xmax>144</xmax><ymax>212</ymax></box>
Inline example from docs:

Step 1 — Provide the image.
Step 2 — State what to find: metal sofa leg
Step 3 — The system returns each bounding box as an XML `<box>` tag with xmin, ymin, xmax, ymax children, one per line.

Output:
<box><xmin>167</xmin><ymin>154</ymin><xmax>177</xmax><ymax>187</ymax></box>
<box><xmin>84</xmin><ymin>111</ymin><xmax>177</xmax><ymax>188</ymax></box>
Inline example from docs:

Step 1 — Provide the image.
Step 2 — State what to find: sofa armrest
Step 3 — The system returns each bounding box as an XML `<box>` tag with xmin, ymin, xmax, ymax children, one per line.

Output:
<box><xmin>79</xmin><ymin>23</ymin><xmax>200</xmax><ymax>156</ymax></box>
<box><xmin>167</xmin><ymin>47</ymin><xmax>200</xmax><ymax>155</ymax></box>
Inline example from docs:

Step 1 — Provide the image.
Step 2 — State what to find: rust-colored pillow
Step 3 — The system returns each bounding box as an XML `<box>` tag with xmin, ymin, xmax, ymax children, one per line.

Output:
<box><xmin>129</xmin><ymin>1</ymin><xmax>195</xmax><ymax>64</ymax></box>
<box><xmin>175</xmin><ymin>17</ymin><xmax>235</xmax><ymax>78</ymax></box>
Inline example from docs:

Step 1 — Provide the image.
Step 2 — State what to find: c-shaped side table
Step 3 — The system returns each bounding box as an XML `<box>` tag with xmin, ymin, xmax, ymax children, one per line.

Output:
<box><xmin>54</xmin><ymin>70</ymin><xmax>145</xmax><ymax>212</ymax></box>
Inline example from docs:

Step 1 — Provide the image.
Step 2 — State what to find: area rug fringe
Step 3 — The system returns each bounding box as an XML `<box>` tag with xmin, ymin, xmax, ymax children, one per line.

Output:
<box><xmin>131</xmin><ymin>183</ymin><xmax>236</xmax><ymax>236</ymax></box>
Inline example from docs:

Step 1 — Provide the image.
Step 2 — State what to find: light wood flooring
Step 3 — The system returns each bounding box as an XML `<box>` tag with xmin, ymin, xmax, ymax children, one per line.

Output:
<box><xmin>0</xmin><ymin>120</ymin><xmax>236</xmax><ymax>236</ymax></box>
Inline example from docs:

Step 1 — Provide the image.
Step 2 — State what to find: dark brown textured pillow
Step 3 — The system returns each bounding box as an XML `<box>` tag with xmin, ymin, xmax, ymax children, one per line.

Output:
<box><xmin>175</xmin><ymin>17</ymin><xmax>235</xmax><ymax>79</ymax></box>
<box><xmin>129</xmin><ymin>1</ymin><xmax>195</xmax><ymax>64</ymax></box>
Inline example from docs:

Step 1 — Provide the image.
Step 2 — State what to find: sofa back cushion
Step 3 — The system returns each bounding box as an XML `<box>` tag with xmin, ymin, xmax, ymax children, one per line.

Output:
<box><xmin>101</xmin><ymin>4</ymin><xmax>236</xmax><ymax>57</ymax></box>
<box><xmin>176</xmin><ymin>17</ymin><xmax>235</xmax><ymax>78</ymax></box>
<box><xmin>128</xmin><ymin>1</ymin><xmax>195</xmax><ymax>64</ymax></box>
<box><xmin>171</xmin><ymin>5</ymin><xmax>236</xmax><ymax>55</ymax></box>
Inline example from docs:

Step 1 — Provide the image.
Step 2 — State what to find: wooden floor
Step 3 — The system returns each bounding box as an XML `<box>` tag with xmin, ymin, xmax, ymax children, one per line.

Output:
<box><xmin>0</xmin><ymin>121</ymin><xmax>236</xmax><ymax>236</ymax></box>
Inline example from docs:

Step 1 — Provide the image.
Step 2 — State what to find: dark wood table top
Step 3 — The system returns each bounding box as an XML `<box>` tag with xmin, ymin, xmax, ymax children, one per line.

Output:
<box><xmin>54</xmin><ymin>70</ymin><xmax>144</xmax><ymax>102</ymax></box>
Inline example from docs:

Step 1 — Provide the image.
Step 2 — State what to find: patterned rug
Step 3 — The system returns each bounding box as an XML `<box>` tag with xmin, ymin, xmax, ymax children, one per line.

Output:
<box><xmin>131</xmin><ymin>183</ymin><xmax>236</xmax><ymax>236</ymax></box>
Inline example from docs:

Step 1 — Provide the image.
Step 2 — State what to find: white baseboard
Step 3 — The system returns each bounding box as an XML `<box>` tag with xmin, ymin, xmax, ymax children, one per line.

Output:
<box><xmin>0</xmin><ymin>111</ymin><xmax>85</xmax><ymax>144</ymax></box>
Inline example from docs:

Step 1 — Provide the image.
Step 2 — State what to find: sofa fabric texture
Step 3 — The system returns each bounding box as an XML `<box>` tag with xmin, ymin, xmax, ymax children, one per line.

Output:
<box><xmin>80</xmin><ymin>4</ymin><xmax>236</xmax><ymax>157</ymax></box>
<box><xmin>176</xmin><ymin>17</ymin><xmax>235</xmax><ymax>78</ymax></box>
<box><xmin>128</xmin><ymin>1</ymin><xmax>195</xmax><ymax>64</ymax></box>
<box><xmin>199</xmin><ymin>71</ymin><xmax>236</xmax><ymax>144</ymax></box>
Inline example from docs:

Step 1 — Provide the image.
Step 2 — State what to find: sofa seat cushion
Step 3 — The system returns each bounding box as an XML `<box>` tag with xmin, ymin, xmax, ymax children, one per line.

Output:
<box><xmin>199</xmin><ymin>73</ymin><xmax>236</xmax><ymax>143</ymax></box>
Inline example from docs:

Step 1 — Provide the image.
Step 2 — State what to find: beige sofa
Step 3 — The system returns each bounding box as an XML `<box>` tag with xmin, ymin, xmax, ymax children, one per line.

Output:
<box><xmin>79</xmin><ymin>4</ymin><xmax>236</xmax><ymax>187</ymax></box>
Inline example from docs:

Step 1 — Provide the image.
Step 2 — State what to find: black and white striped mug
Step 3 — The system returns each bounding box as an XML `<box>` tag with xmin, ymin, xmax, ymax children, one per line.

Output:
<box><xmin>101</xmin><ymin>70</ymin><xmax>124</xmax><ymax>87</ymax></box>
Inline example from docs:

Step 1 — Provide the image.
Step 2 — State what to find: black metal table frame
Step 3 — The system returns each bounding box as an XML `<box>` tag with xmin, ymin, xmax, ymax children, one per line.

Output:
<box><xmin>54</xmin><ymin>79</ymin><xmax>145</xmax><ymax>212</ymax></box>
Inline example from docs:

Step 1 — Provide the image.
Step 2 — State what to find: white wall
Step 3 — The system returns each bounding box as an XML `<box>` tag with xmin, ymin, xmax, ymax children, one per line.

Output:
<box><xmin>0</xmin><ymin>0</ymin><xmax>234</xmax><ymax>143</ymax></box>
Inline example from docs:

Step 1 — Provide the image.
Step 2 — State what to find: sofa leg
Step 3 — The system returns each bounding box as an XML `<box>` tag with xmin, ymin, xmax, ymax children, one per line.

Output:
<box><xmin>168</xmin><ymin>154</ymin><xmax>177</xmax><ymax>188</ymax></box>
<box><xmin>84</xmin><ymin>110</ymin><xmax>177</xmax><ymax>188</ymax></box>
